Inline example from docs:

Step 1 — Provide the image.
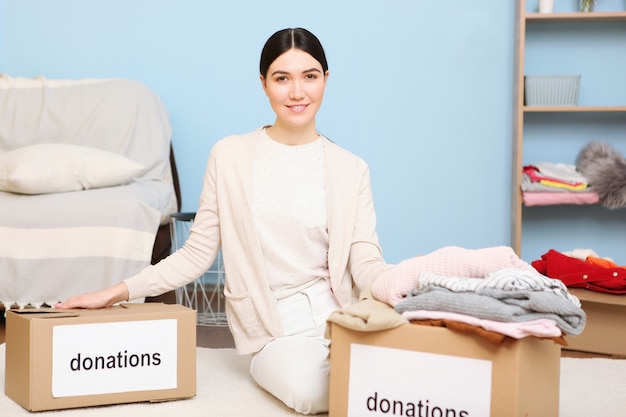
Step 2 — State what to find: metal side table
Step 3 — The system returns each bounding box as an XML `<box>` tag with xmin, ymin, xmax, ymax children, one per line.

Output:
<box><xmin>169</xmin><ymin>212</ymin><xmax>227</xmax><ymax>327</ymax></box>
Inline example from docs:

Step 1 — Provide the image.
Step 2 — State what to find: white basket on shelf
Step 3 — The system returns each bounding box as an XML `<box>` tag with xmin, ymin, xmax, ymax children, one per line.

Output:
<box><xmin>524</xmin><ymin>75</ymin><xmax>581</xmax><ymax>106</ymax></box>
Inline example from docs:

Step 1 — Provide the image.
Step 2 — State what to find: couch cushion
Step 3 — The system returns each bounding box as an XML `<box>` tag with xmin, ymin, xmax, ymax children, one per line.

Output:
<box><xmin>0</xmin><ymin>75</ymin><xmax>172</xmax><ymax>183</ymax></box>
<box><xmin>0</xmin><ymin>143</ymin><xmax>144</xmax><ymax>194</ymax></box>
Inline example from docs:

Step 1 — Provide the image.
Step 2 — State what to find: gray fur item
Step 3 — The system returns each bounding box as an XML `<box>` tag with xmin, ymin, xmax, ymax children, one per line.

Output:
<box><xmin>576</xmin><ymin>141</ymin><xmax>626</xmax><ymax>210</ymax></box>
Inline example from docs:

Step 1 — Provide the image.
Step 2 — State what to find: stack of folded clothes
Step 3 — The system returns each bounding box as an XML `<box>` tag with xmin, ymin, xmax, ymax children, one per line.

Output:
<box><xmin>521</xmin><ymin>162</ymin><xmax>599</xmax><ymax>206</ymax></box>
<box><xmin>371</xmin><ymin>246</ymin><xmax>586</xmax><ymax>345</ymax></box>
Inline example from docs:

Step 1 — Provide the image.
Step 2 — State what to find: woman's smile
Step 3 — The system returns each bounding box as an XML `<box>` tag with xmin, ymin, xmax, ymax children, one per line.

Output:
<box><xmin>287</xmin><ymin>104</ymin><xmax>309</xmax><ymax>113</ymax></box>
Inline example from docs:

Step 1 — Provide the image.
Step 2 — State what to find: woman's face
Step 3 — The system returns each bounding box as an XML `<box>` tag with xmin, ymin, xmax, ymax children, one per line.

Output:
<box><xmin>260</xmin><ymin>48</ymin><xmax>328</xmax><ymax>132</ymax></box>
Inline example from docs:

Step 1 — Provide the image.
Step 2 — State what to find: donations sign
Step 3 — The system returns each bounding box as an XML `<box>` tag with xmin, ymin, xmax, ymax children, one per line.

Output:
<box><xmin>52</xmin><ymin>320</ymin><xmax>178</xmax><ymax>397</ymax></box>
<box><xmin>347</xmin><ymin>344</ymin><xmax>492</xmax><ymax>417</ymax></box>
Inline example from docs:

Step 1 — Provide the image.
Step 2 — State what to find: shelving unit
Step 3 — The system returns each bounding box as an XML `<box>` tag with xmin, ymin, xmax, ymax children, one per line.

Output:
<box><xmin>513</xmin><ymin>1</ymin><xmax>626</xmax><ymax>357</ymax></box>
<box><xmin>511</xmin><ymin>0</ymin><xmax>626</xmax><ymax>256</ymax></box>
<box><xmin>525</xmin><ymin>11</ymin><xmax>626</xmax><ymax>22</ymax></box>
<box><xmin>523</xmin><ymin>106</ymin><xmax>626</xmax><ymax>113</ymax></box>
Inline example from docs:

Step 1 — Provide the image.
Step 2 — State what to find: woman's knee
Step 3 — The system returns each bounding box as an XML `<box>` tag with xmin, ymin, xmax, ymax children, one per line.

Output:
<box><xmin>250</xmin><ymin>336</ymin><xmax>331</xmax><ymax>414</ymax></box>
<box><xmin>284</xmin><ymin>360</ymin><xmax>330</xmax><ymax>414</ymax></box>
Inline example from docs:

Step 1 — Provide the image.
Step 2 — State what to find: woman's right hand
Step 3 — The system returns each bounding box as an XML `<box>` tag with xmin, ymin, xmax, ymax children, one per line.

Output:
<box><xmin>54</xmin><ymin>282</ymin><xmax>130</xmax><ymax>309</ymax></box>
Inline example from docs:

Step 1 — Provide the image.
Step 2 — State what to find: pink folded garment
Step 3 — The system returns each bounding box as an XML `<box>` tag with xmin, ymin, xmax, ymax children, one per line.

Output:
<box><xmin>401</xmin><ymin>310</ymin><xmax>562</xmax><ymax>339</ymax></box>
<box><xmin>371</xmin><ymin>246</ymin><xmax>534</xmax><ymax>307</ymax></box>
<box><xmin>522</xmin><ymin>191</ymin><xmax>599</xmax><ymax>207</ymax></box>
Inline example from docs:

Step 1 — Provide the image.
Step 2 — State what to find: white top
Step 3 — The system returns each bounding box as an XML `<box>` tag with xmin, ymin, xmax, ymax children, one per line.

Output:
<box><xmin>252</xmin><ymin>129</ymin><xmax>330</xmax><ymax>298</ymax></box>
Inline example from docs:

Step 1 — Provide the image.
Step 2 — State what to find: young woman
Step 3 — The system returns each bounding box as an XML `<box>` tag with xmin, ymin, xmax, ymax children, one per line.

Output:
<box><xmin>56</xmin><ymin>27</ymin><xmax>389</xmax><ymax>415</ymax></box>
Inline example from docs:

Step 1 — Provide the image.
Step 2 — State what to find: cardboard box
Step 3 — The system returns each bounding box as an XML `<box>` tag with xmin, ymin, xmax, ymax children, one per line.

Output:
<box><xmin>564</xmin><ymin>289</ymin><xmax>626</xmax><ymax>357</ymax></box>
<box><xmin>5</xmin><ymin>303</ymin><xmax>196</xmax><ymax>411</ymax></box>
<box><xmin>329</xmin><ymin>322</ymin><xmax>561</xmax><ymax>417</ymax></box>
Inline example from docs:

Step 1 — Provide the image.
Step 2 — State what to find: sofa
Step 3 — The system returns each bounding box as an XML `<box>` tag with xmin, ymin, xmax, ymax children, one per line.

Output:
<box><xmin>0</xmin><ymin>75</ymin><xmax>181</xmax><ymax>308</ymax></box>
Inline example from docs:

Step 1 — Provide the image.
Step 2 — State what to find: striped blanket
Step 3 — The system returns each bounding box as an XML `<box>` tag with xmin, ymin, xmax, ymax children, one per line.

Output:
<box><xmin>0</xmin><ymin>75</ymin><xmax>177</xmax><ymax>308</ymax></box>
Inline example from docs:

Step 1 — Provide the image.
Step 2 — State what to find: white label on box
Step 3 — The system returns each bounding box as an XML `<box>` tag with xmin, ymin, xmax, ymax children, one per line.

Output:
<box><xmin>347</xmin><ymin>344</ymin><xmax>492</xmax><ymax>417</ymax></box>
<box><xmin>52</xmin><ymin>319</ymin><xmax>178</xmax><ymax>397</ymax></box>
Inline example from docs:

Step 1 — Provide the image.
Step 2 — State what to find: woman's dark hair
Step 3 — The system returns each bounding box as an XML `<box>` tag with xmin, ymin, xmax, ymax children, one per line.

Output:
<box><xmin>259</xmin><ymin>28</ymin><xmax>329</xmax><ymax>78</ymax></box>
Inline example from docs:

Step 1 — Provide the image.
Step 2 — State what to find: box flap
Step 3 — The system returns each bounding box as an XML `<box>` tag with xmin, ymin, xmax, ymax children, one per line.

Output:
<box><xmin>9</xmin><ymin>309</ymin><xmax>80</xmax><ymax>319</ymax></box>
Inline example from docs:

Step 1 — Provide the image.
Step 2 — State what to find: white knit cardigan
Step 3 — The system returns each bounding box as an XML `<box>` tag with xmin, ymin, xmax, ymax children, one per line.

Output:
<box><xmin>124</xmin><ymin>127</ymin><xmax>390</xmax><ymax>354</ymax></box>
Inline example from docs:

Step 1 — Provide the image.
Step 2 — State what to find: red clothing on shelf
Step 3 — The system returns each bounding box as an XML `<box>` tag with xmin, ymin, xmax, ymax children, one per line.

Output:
<box><xmin>532</xmin><ymin>249</ymin><xmax>626</xmax><ymax>294</ymax></box>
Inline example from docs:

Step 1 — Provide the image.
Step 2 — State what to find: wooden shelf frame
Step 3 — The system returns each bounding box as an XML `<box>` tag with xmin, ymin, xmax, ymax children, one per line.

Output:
<box><xmin>524</xmin><ymin>106</ymin><xmax>626</xmax><ymax>113</ymax></box>
<box><xmin>525</xmin><ymin>11</ymin><xmax>626</xmax><ymax>23</ymax></box>
<box><xmin>511</xmin><ymin>1</ymin><xmax>626</xmax><ymax>255</ymax></box>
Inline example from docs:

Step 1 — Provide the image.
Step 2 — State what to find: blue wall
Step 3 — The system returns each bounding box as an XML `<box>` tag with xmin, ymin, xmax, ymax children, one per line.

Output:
<box><xmin>6</xmin><ymin>0</ymin><xmax>608</xmax><ymax>265</ymax></box>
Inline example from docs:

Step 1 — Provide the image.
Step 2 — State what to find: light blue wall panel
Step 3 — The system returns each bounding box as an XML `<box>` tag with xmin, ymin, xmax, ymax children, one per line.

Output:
<box><xmin>1</xmin><ymin>0</ymin><xmax>517</xmax><ymax>263</ymax></box>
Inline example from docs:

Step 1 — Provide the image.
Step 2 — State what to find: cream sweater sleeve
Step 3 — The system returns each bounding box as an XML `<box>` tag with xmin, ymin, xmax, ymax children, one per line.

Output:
<box><xmin>124</xmin><ymin>149</ymin><xmax>221</xmax><ymax>300</ymax></box>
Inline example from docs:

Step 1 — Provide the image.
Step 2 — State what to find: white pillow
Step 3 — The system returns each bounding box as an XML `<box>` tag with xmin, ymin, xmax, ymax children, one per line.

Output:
<box><xmin>0</xmin><ymin>143</ymin><xmax>145</xmax><ymax>194</ymax></box>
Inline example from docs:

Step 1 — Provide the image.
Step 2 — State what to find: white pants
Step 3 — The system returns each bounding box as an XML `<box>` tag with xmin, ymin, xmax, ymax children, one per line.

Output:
<box><xmin>249</xmin><ymin>279</ymin><xmax>340</xmax><ymax>415</ymax></box>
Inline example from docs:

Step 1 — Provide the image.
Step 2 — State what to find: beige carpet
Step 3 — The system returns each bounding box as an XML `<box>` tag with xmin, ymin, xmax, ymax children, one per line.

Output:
<box><xmin>1</xmin><ymin>344</ymin><xmax>625</xmax><ymax>417</ymax></box>
<box><xmin>1</xmin><ymin>344</ymin><xmax>303</xmax><ymax>417</ymax></box>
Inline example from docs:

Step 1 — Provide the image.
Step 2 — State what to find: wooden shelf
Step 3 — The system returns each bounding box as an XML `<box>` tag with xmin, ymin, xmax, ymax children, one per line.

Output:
<box><xmin>511</xmin><ymin>1</ymin><xmax>626</xmax><ymax>255</ymax></box>
<box><xmin>569</xmin><ymin>288</ymin><xmax>626</xmax><ymax>306</ymax></box>
<box><xmin>524</xmin><ymin>105</ymin><xmax>626</xmax><ymax>113</ymax></box>
<box><xmin>526</xmin><ymin>12</ymin><xmax>626</xmax><ymax>23</ymax></box>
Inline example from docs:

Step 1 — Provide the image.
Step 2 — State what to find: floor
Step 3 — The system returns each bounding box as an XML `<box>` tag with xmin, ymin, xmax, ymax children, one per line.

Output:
<box><xmin>152</xmin><ymin>290</ymin><xmax>236</xmax><ymax>349</ymax></box>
